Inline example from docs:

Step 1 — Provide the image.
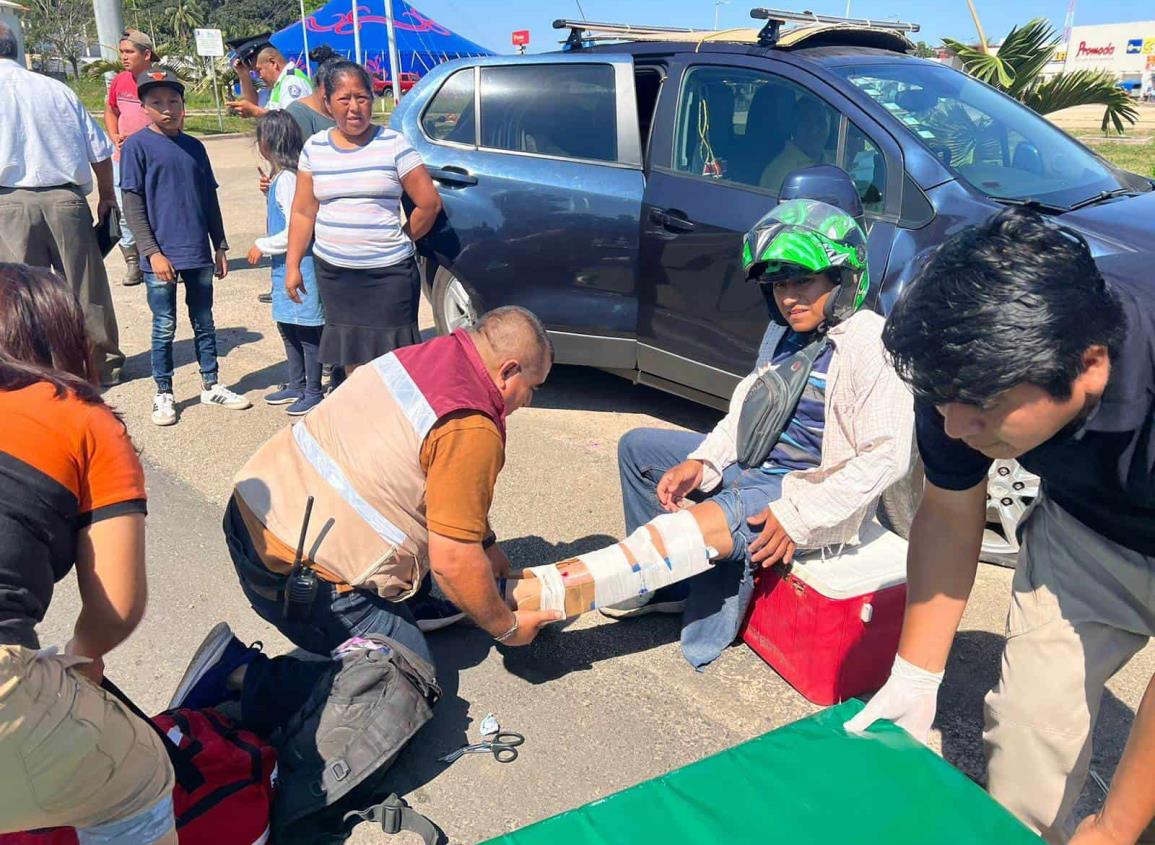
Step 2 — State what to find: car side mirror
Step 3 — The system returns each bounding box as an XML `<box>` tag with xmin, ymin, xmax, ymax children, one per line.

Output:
<box><xmin>779</xmin><ymin>164</ymin><xmax>865</xmax><ymax>223</ymax></box>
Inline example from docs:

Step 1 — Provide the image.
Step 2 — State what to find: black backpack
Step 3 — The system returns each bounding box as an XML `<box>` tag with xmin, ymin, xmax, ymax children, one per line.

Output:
<box><xmin>269</xmin><ymin>635</ymin><xmax>443</xmax><ymax>844</ymax></box>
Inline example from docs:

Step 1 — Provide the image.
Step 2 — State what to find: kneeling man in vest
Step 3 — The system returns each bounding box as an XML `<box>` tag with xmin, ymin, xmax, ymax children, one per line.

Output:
<box><xmin>224</xmin><ymin>306</ymin><xmax>561</xmax><ymax>667</ymax></box>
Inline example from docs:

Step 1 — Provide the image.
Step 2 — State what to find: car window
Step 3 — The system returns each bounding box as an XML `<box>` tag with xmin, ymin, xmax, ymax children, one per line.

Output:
<box><xmin>479</xmin><ymin>64</ymin><xmax>618</xmax><ymax>163</ymax></box>
<box><xmin>421</xmin><ymin>68</ymin><xmax>476</xmax><ymax>145</ymax></box>
<box><xmin>672</xmin><ymin>66</ymin><xmax>839</xmax><ymax>193</ymax></box>
<box><xmin>845</xmin><ymin>121</ymin><xmax>886</xmax><ymax>214</ymax></box>
<box><xmin>838</xmin><ymin>63</ymin><xmax>1129</xmax><ymax>209</ymax></box>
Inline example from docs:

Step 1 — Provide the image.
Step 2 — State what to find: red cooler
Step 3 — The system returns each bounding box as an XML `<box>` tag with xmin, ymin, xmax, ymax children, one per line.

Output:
<box><xmin>741</xmin><ymin>520</ymin><xmax>908</xmax><ymax>705</ymax></box>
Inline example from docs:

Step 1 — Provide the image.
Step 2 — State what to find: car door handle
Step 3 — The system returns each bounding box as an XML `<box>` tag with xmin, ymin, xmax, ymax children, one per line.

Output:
<box><xmin>649</xmin><ymin>207</ymin><xmax>695</xmax><ymax>233</ymax></box>
<box><xmin>428</xmin><ymin>167</ymin><xmax>478</xmax><ymax>187</ymax></box>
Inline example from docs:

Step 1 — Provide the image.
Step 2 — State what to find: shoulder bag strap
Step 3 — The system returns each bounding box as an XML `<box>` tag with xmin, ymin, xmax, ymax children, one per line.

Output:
<box><xmin>101</xmin><ymin>677</ymin><xmax>206</xmax><ymax>792</ymax></box>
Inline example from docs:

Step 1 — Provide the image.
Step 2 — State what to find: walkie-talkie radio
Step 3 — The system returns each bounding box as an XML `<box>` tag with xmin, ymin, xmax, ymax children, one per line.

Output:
<box><xmin>283</xmin><ymin>495</ymin><xmax>318</xmax><ymax>622</ymax></box>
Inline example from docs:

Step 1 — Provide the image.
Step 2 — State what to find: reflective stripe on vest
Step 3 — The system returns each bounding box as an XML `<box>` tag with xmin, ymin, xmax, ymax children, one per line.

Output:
<box><xmin>291</xmin><ymin>422</ymin><xmax>406</xmax><ymax>547</ymax></box>
<box><xmin>373</xmin><ymin>353</ymin><xmax>437</xmax><ymax>439</ymax></box>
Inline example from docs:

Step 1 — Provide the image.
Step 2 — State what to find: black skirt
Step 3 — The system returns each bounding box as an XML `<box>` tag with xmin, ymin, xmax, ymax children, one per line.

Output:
<box><xmin>314</xmin><ymin>255</ymin><xmax>422</xmax><ymax>366</ymax></box>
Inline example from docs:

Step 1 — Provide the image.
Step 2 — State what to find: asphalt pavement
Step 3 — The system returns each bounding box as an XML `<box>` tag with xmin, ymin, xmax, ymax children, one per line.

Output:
<box><xmin>44</xmin><ymin>133</ymin><xmax>1154</xmax><ymax>843</ymax></box>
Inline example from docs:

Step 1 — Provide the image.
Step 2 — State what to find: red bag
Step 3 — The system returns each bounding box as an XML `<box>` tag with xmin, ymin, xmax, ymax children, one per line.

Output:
<box><xmin>0</xmin><ymin>686</ymin><xmax>276</xmax><ymax>845</ymax></box>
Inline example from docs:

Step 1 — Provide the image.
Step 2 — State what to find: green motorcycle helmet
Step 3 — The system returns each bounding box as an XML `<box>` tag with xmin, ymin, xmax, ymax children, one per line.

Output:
<box><xmin>741</xmin><ymin>198</ymin><xmax>870</xmax><ymax>328</ymax></box>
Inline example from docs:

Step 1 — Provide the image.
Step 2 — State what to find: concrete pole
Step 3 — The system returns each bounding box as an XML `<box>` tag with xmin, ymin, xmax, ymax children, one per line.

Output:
<box><xmin>92</xmin><ymin>0</ymin><xmax>124</xmax><ymax>65</ymax></box>
<box><xmin>351</xmin><ymin>0</ymin><xmax>361</xmax><ymax>65</ymax></box>
<box><xmin>384</xmin><ymin>0</ymin><xmax>401</xmax><ymax>106</ymax></box>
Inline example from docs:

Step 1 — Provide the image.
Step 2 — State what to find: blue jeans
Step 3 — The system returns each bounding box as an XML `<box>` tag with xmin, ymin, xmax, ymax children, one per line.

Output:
<box><xmin>143</xmin><ymin>266</ymin><xmax>218</xmax><ymax>393</ymax></box>
<box><xmin>112</xmin><ymin>159</ymin><xmax>134</xmax><ymax>249</ymax></box>
<box><xmin>223</xmin><ymin>497</ymin><xmax>433</xmax><ymax>668</ymax></box>
<box><xmin>617</xmin><ymin>427</ymin><xmax>784</xmax><ymax>669</ymax></box>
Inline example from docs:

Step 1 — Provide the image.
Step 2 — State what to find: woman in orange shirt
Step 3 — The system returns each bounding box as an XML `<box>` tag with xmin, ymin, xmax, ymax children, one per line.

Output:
<box><xmin>0</xmin><ymin>263</ymin><xmax>176</xmax><ymax>844</ymax></box>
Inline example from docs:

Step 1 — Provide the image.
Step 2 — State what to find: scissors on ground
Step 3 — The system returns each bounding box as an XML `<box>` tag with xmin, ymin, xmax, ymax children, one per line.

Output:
<box><xmin>438</xmin><ymin>731</ymin><xmax>525</xmax><ymax>764</ymax></box>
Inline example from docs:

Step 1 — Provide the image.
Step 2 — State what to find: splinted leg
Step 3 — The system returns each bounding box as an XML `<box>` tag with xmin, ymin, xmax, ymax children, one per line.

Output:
<box><xmin>506</xmin><ymin>502</ymin><xmax>735</xmax><ymax>618</ymax></box>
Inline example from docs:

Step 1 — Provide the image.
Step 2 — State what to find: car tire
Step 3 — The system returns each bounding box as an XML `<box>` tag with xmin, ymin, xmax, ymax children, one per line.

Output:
<box><xmin>876</xmin><ymin>456</ymin><xmax>1037</xmax><ymax>569</ymax></box>
<box><xmin>382</xmin><ymin>86</ymin><xmax>394</xmax><ymax>100</ymax></box>
<box><xmin>431</xmin><ymin>265</ymin><xmax>478</xmax><ymax>335</ymax></box>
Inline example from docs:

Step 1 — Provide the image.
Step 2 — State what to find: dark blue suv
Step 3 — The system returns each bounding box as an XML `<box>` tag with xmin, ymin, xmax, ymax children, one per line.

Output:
<box><xmin>392</xmin><ymin>16</ymin><xmax>1154</xmax><ymax>561</ymax></box>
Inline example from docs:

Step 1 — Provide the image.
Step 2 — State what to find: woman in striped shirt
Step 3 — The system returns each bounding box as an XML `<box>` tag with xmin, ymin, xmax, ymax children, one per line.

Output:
<box><xmin>284</xmin><ymin>61</ymin><xmax>441</xmax><ymax>370</ymax></box>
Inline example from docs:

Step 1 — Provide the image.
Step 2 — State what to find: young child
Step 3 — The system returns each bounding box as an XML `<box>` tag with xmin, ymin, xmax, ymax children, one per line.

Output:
<box><xmin>247</xmin><ymin>111</ymin><xmax>326</xmax><ymax>415</ymax></box>
<box><xmin>120</xmin><ymin>67</ymin><xmax>251</xmax><ymax>426</ymax></box>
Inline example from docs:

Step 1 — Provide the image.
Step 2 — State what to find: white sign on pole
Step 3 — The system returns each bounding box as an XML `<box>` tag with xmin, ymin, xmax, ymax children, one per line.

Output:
<box><xmin>194</xmin><ymin>28</ymin><xmax>225</xmax><ymax>57</ymax></box>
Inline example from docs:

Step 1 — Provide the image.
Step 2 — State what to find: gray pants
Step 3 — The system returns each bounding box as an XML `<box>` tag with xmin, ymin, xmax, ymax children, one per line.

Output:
<box><xmin>0</xmin><ymin>185</ymin><xmax>125</xmax><ymax>382</ymax></box>
<box><xmin>984</xmin><ymin>494</ymin><xmax>1155</xmax><ymax>843</ymax></box>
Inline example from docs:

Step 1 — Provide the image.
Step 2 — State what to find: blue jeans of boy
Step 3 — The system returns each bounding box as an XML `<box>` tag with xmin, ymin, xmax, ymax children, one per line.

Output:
<box><xmin>617</xmin><ymin>427</ymin><xmax>784</xmax><ymax>669</ymax></box>
<box><xmin>143</xmin><ymin>266</ymin><xmax>218</xmax><ymax>393</ymax></box>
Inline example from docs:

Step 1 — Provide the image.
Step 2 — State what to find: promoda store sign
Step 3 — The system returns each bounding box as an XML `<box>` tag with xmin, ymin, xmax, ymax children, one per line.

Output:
<box><xmin>1063</xmin><ymin>20</ymin><xmax>1155</xmax><ymax>75</ymax></box>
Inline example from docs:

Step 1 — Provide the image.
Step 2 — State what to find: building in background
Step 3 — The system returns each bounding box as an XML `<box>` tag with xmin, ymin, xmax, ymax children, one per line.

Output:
<box><xmin>0</xmin><ymin>0</ymin><xmax>24</xmax><ymax>64</ymax></box>
<box><xmin>1062</xmin><ymin>20</ymin><xmax>1155</xmax><ymax>95</ymax></box>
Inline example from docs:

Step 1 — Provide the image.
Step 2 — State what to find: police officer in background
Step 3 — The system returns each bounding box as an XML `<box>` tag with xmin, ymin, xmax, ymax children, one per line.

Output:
<box><xmin>226</xmin><ymin>34</ymin><xmax>312</xmax><ymax>119</ymax></box>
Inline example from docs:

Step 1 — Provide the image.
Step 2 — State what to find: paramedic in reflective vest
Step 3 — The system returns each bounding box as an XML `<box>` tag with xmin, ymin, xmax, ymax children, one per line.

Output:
<box><xmin>847</xmin><ymin>209</ymin><xmax>1155</xmax><ymax>845</ymax></box>
<box><xmin>224</xmin><ymin>306</ymin><xmax>561</xmax><ymax>668</ymax></box>
<box><xmin>227</xmin><ymin>40</ymin><xmax>312</xmax><ymax>119</ymax></box>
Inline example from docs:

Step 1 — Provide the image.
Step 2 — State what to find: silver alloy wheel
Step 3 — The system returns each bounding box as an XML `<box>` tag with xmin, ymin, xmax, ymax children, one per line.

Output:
<box><xmin>982</xmin><ymin>459</ymin><xmax>1039</xmax><ymax>559</ymax></box>
<box><xmin>441</xmin><ymin>275</ymin><xmax>477</xmax><ymax>331</ymax></box>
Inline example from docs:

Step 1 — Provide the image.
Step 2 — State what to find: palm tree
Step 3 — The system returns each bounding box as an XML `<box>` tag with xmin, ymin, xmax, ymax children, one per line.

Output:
<box><xmin>943</xmin><ymin>18</ymin><xmax>1139</xmax><ymax>135</ymax></box>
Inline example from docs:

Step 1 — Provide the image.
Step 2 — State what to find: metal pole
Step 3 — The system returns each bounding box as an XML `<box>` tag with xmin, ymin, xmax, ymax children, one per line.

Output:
<box><xmin>384</xmin><ymin>0</ymin><xmax>402</xmax><ymax>106</ymax></box>
<box><xmin>299</xmin><ymin>0</ymin><xmax>311</xmax><ymax>75</ymax></box>
<box><xmin>91</xmin><ymin>0</ymin><xmax>124</xmax><ymax>79</ymax></box>
<box><xmin>209</xmin><ymin>58</ymin><xmax>224</xmax><ymax>132</ymax></box>
<box><xmin>351</xmin><ymin>0</ymin><xmax>362</xmax><ymax>66</ymax></box>
<box><xmin>844</xmin><ymin>0</ymin><xmax>851</xmax><ymax>16</ymax></box>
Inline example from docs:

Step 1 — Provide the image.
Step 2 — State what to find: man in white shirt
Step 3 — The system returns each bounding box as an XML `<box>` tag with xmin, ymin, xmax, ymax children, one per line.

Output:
<box><xmin>0</xmin><ymin>22</ymin><xmax>125</xmax><ymax>385</ymax></box>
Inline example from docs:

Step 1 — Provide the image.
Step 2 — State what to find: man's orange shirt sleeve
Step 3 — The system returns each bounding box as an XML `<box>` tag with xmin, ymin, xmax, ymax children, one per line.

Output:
<box><xmin>420</xmin><ymin>411</ymin><xmax>504</xmax><ymax>543</ymax></box>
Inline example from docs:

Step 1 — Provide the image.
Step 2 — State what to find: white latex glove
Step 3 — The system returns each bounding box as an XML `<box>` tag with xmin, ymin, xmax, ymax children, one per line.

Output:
<box><xmin>843</xmin><ymin>655</ymin><xmax>944</xmax><ymax>744</ymax></box>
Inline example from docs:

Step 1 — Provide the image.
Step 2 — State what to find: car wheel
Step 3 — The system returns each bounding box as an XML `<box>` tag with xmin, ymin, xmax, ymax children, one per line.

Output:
<box><xmin>877</xmin><ymin>456</ymin><xmax>1038</xmax><ymax>568</ymax></box>
<box><xmin>383</xmin><ymin>86</ymin><xmax>394</xmax><ymax>100</ymax></box>
<box><xmin>431</xmin><ymin>265</ymin><xmax>478</xmax><ymax>335</ymax></box>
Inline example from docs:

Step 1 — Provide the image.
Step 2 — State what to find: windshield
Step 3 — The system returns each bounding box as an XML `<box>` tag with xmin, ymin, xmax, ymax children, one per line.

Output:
<box><xmin>836</xmin><ymin>63</ymin><xmax>1131</xmax><ymax>208</ymax></box>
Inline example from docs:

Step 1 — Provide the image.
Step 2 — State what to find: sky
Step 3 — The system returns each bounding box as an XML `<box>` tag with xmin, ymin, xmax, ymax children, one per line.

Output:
<box><xmin>409</xmin><ymin>0</ymin><xmax>1150</xmax><ymax>54</ymax></box>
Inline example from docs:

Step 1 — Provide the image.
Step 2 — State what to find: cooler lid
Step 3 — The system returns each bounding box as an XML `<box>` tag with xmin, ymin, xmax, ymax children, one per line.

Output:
<box><xmin>788</xmin><ymin>519</ymin><xmax>907</xmax><ymax>599</ymax></box>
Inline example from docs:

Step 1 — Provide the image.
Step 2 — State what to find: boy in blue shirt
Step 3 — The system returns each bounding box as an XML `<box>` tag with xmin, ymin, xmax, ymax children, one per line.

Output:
<box><xmin>120</xmin><ymin>68</ymin><xmax>251</xmax><ymax>426</ymax></box>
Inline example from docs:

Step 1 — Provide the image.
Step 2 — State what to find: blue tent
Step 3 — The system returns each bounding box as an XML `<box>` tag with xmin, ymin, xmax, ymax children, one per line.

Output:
<box><xmin>270</xmin><ymin>0</ymin><xmax>494</xmax><ymax>78</ymax></box>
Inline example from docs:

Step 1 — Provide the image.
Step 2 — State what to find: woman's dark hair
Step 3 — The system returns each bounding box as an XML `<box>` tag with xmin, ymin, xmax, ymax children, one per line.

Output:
<box><xmin>308</xmin><ymin>44</ymin><xmax>344</xmax><ymax>89</ymax></box>
<box><xmin>255</xmin><ymin>110</ymin><xmax>304</xmax><ymax>174</ymax></box>
<box><xmin>0</xmin><ymin>263</ymin><xmax>105</xmax><ymax>405</ymax></box>
<box><xmin>882</xmin><ymin>206</ymin><xmax>1126</xmax><ymax>407</ymax></box>
<box><xmin>321</xmin><ymin>60</ymin><xmax>373</xmax><ymax>100</ymax></box>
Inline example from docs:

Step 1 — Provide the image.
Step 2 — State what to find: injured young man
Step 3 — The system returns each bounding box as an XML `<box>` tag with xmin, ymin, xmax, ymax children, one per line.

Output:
<box><xmin>508</xmin><ymin>200</ymin><xmax>914</xmax><ymax>669</ymax></box>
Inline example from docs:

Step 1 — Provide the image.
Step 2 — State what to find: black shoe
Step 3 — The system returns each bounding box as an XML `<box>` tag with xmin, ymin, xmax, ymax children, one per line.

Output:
<box><xmin>258</xmin><ymin>291</ymin><xmax>273</xmax><ymax>304</ymax></box>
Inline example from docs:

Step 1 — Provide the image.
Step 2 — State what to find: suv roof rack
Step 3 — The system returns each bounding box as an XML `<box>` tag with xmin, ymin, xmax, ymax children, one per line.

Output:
<box><xmin>751</xmin><ymin>8</ymin><xmax>919</xmax><ymax>47</ymax></box>
<box><xmin>553</xmin><ymin>8</ymin><xmax>919</xmax><ymax>51</ymax></box>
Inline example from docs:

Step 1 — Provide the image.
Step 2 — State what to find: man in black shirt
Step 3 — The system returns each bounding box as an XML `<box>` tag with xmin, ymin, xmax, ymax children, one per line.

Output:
<box><xmin>845</xmin><ymin>207</ymin><xmax>1155</xmax><ymax>845</ymax></box>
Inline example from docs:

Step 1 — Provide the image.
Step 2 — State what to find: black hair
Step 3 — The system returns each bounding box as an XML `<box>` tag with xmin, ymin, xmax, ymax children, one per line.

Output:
<box><xmin>255</xmin><ymin>110</ymin><xmax>303</xmax><ymax>175</ymax></box>
<box><xmin>309</xmin><ymin>45</ymin><xmax>344</xmax><ymax>90</ymax></box>
<box><xmin>321</xmin><ymin>60</ymin><xmax>373</xmax><ymax>100</ymax></box>
<box><xmin>882</xmin><ymin>206</ymin><xmax>1126</xmax><ymax>407</ymax></box>
<box><xmin>0</xmin><ymin>21</ymin><xmax>18</xmax><ymax>59</ymax></box>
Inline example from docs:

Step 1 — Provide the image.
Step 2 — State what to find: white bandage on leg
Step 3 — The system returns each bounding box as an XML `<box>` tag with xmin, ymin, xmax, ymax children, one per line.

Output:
<box><xmin>517</xmin><ymin>510</ymin><xmax>715</xmax><ymax>616</ymax></box>
<box><xmin>533</xmin><ymin>562</ymin><xmax>568</xmax><ymax>615</ymax></box>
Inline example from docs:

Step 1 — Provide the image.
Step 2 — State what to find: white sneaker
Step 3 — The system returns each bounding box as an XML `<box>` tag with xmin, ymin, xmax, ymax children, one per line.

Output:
<box><xmin>200</xmin><ymin>384</ymin><xmax>252</xmax><ymax>410</ymax></box>
<box><xmin>151</xmin><ymin>392</ymin><xmax>176</xmax><ymax>426</ymax></box>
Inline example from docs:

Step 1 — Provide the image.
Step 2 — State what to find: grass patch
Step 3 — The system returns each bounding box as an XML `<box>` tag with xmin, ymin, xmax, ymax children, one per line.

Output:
<box><xmin>70</xmin><ymin>76</ymin><xmax>221</xmax><ymax>112</ymax></box>
<box><xmin>182</xmin><ymin>114</ymin><xmax>252</xmax><ymax>136</ymax></box>
<box><xmin>1091</xmin><ymin>137</ymin><xmax>1155</xmax><ymax>178</ymax></box>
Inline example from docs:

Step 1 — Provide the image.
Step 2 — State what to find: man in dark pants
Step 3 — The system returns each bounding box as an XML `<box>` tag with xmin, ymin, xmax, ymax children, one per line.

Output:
<box><xmin>847</xmin><ymin>208</ymin><xmax>1155</xmax><ymax>845</ymax></box>
<box><xmin>0</xmin><ymin>22</ymin><xmax>125</xmax><ymax>385</ymax></box>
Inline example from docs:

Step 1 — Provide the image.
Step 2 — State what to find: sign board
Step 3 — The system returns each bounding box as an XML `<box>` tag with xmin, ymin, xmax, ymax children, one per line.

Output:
<box><xmin>194</xmin><ymin>28</ymin><xmax>224</xmax><ymax>57</ymax></box>
<box><xmin>512</xmin><ymin>30</ymin><xmax>530</xmax><ymax>46</ymax></box>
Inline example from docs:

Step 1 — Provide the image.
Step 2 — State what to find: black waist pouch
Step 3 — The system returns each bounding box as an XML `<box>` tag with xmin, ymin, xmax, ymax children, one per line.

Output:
<box><xmin>735</xmin><ymin>337</ymin><xmax>828</xmax><ymax>469</ymax></box>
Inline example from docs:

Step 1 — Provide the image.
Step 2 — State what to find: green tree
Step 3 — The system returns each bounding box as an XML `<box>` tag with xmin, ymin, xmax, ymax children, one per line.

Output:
<box><xmin>943</xmin><ymin>18</ymin><xmax>1138</xmax><ymax>135</ymax></box>
<box><xmin>913</xmin><ymin>41</ymin><xmax>937</xmax><ymax>59</ymax></box>
<box><xmin>22</xmin><ymin>0</ymin><xmax>93</xmax><ymax>77</ymax></box>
